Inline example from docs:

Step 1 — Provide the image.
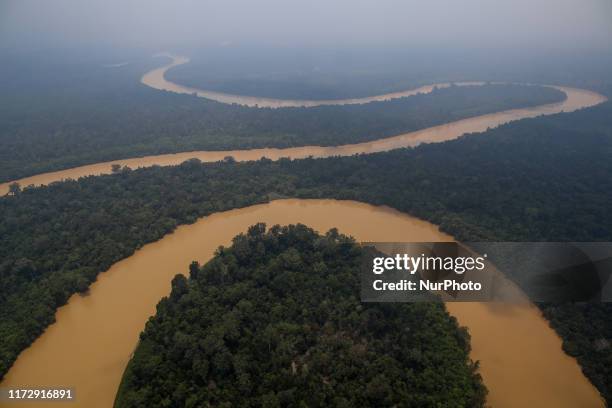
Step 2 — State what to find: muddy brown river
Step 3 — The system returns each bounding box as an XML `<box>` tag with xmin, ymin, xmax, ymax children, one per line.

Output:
<box><xmin>0</xmin><ymin>58</ymin><xmax>606</xmax><ymax>196</ymax></box>
<box><xmin>0</xmin><ymin>59</ymin><xmax>608</xmax><ymax>407</ymax></box>
<box><xmin>0</xmin><ymin>200</ymin><xmax>604</xmax><ymax>407</ymax></box>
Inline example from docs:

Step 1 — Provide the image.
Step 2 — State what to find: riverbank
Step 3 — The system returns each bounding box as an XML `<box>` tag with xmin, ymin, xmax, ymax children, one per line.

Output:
<box><xmin>0</xmin><ymin>57</ymin><xmax>608</xmax><ymax>407</ymax></box>
<box><xmin>1</xmin><ymin>78</ymin><xmax>605</xmax><ymax>195</ymax></box>
<box><xmin>0</xmin><ymin>200</ymin><xmax>603</xmax><ymax>408</ymax></box>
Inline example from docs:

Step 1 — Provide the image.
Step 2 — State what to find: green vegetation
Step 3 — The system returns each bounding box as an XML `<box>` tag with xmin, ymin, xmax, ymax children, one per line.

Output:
<box><xmin>0</xmin><ymin>52</ymin><xmax>563</xmax><ymax>183</ymax></box>
<box><xmin>114</xmin><ymin>224</ymin><xmax>485</xmax><ymax>407</ymax></box>
<box><xmin>1</xmin><ymin>101</ymin><xmax>612</xmax><ymax>402</ymax></box>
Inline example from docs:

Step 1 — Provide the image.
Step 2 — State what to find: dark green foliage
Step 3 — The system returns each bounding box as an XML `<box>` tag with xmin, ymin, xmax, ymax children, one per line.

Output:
<box><xmin>114</xmin><ymin>225</ymin><xmax>485</xmax><ymax>407</ymax></box>
<box><xmin>1</xmin><ymin>102</ymin><xmax>612</xmax><ymax>402</ymax></box>
<box><xmin>0</xmin><ymin>53</ymin><xmax>563</xmax><ymax>184</ymax></box>
<box><xmin>0</xmin><ymin>161</ymin><xmax>278</xmax><ymax>377</ymax></box>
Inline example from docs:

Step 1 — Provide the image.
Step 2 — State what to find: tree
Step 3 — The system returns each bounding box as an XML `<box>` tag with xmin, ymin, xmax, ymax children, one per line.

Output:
<box><xmin>114</xmin><ymin>225</ymin><xmax>485</xmax><ymax>407</ymax></box>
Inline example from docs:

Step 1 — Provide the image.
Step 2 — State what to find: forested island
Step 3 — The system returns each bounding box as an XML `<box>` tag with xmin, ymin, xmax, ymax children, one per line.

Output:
<box><xmin>0</xmin><ymin>52</ymin><xmax>564</xmax><ymax>183</ymax></box>
<box><xmin>114</xmin><ymin>224</ymin><xmax>485</xmax><ymax>407</ymax></box>
<box><xmin>1</xmin><ymin>99</ymin><xmax>611</xmax><ymax>402</ymax></box>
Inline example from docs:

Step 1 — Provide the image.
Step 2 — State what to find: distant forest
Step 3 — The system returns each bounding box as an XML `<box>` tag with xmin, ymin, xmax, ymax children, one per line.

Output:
<box><xmin>1</xmin><ymin>100</ymin><xmax>612</xmax><ymax>402</ymax></box>
<box><xmin>165</xmin><ymin>51</ymin><xmax>438</xmax><ymax>100</ymax></box>
<box><xmin>114</xmin><ymin>225</ymin><xmax>486</xmax><ymax>407</ymax></box>
<box><xmin>0</xmin><ymin>51</ymin><xmax>564</xmax><ymax>183</ymax></box>
<box><xmin>166</xmin><ymin>47</ymin><xmax>612</xmax><ymax>100</ymax></box>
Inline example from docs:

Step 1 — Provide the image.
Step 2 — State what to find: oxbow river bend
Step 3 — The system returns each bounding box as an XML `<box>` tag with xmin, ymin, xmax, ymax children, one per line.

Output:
<box><xmin>141</xmin><ymin>54</ymin><xmax>489</xmax><ymax>108</ymax></box>
<box><xmin>0</xmin><ymin>56</ymin><xmax>606</xmax><ymax>195</ymax></box>
<box><xmin>0</xmin><ymin>200</ymin><xmax>604</xmax><ymax>408</ymax></box>
<box><xmin>0</xmin><ymin>57</ymin><xmax>608</xmax><ymax>407</ymax></box>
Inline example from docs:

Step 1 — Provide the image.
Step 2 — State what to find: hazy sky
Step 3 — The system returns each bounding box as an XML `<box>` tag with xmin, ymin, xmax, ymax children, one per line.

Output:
<box><xmin>1</xmin><ymin>0</ymin><xmax>611</xmax><ymax>51</ymax></box>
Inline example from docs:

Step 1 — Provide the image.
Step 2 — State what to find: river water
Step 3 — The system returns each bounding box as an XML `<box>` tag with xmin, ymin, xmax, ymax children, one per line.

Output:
<box><xmin>0</xmin><ymin>58</ymin><xmax>606</xmax><ymax>196</ymax></box>
<box><xmin>0</xmin><ymin>200</ymin><xmax>603</xmax><ymax>407</ymax></box>
<box><xmin>141</xmin><ymin>54</ymin><xmax>487</xmax><ymax>108</ymax></box>
<box><xmin>0</xmin><ymin>58</ymin><xmax>608</xmax><ymax>407</ymax></box>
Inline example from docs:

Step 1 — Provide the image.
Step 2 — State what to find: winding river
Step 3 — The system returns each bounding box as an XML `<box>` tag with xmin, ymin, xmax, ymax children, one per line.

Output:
<box><xmin>1</xmin><ymin>200</ymin><xmax>604</xmax><ymax>408</ymax></box>
<box><xmin>0</xmin><ymin>56</ymin><xmax>606</xmax><ymax>196</ymax></box>
<box><xmin>0</xmin><ymin>57</ymin><xmax>608</xmax><ymax>407</ymax></box>
<box><xmin>142</xmin><ymin>54</ymin><xmax>489</xmax><ymax>108</ymax></box>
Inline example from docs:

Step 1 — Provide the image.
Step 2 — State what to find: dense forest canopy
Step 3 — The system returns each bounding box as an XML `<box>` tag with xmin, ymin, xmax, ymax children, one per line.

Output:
<box><xmin>1</xmin><ymin>101</ymin><xmax>612</xmax><ymax>402</ymax></box>
<box><xmin>0</xmin><ymin>50</ymin><xmax>565</xmax><ymax>183</ymax></box>
<box><xmin>114</xmin><ymin>224</ymin><xmax>485</xmax><ymax>407</ymax></box>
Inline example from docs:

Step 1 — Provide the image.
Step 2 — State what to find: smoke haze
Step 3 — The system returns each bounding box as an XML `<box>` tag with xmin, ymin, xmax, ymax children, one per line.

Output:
<box><xmin>1</xmin><ymin>0</ymin><xmax>611</xmax><ymax>51</ymax></box>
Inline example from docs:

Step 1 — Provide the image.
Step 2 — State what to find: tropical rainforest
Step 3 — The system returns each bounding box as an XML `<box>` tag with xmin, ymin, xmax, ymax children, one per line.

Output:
<box><xmin>113</xmin><ymin>224</ymin><xmax>486</xmax><ymax>407</ymax></box>
<box><xmin>0</xmin><ymin>51</ymin><xmax>564</xmax><ymax>183</ymax></box>
<box><xmin>1</xmin><ymin>98</ymin><xmax>612</xmax><ymax>402</ymax></box>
